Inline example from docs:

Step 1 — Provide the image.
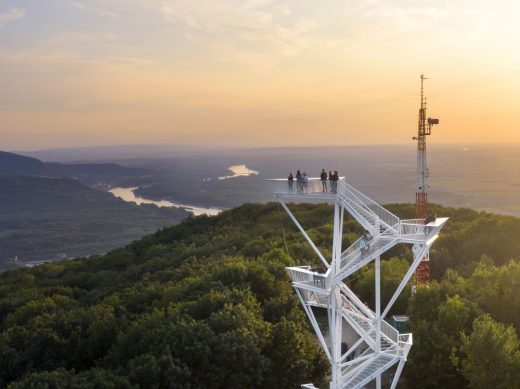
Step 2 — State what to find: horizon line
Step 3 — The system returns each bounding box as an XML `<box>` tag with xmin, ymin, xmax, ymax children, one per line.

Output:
<box><xmin>9</xmin><ymin>141</ymin><xmax>520</xmax><ymax>154</ymax></box>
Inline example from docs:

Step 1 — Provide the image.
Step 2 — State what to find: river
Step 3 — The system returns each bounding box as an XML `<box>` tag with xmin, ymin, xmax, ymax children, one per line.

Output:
<box><xmin>109</xmin><ymin>187</ymin><xmax>222</xmax><ymax>216</ymax></box>
<box><xmin>218</xmin><ymin>164</ymin><xmax>259</xmax><ymax>180</ymax></box>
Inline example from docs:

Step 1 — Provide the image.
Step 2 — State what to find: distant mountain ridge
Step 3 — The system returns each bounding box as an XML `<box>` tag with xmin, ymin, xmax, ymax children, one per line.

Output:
<box><xmin>0</xmin><ymin>151</ymin><xmax>49</xmax><ymax>176</ymax></box>
<box><xmin>0</xmin><ymin>151</ymin><xmax>187</xmax><ymax>269</ymax></box>
<box><xmin>16</xmin><ymin>144</ymin><xmax>218</xmax><ymax>162</ymax></box>
<box><xmin>0</xmin><ymin>151</ymin><xmax>151</xmax><ymax>186</ymax></box>
<box><xmin>0</xmin><ymin>175</ymin><xmax>130</xmax><ymax>212</ymax></box>
<box><xmin>0</xmin><ymin>174</ymin><xmax>188</xmax><ymax>267</ymax></box>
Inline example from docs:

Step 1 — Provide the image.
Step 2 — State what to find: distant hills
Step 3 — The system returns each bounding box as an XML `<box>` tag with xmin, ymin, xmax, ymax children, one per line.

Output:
<box><xmin>0</xmin><ymin>151</ymin><xmax>188</xmax><ymax>269</ymax></box>
<box><xmin>0</xmin><ymin>151</ymin><xmax>151</xmax><ymax>187</ymax></box>
<box><xmin>16</xmin><ymin>144</ymin><xmax>217</xmax><ymax>162</ymax></box>
<box><xmin>0</xmin><ymin>151</ymin><xmax>48</xmax><ymax>176</ymax></box>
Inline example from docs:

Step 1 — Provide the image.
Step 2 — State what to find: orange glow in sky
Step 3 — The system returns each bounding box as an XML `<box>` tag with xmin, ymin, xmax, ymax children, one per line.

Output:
<box><xmin>1</xmin><ymin>0</ymin><xmax>520</xmax><ymax>150</ymax></box>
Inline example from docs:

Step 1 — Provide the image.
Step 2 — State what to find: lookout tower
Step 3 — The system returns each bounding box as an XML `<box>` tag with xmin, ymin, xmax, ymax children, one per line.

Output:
<box><xmin>273</xmin><ymin>177</ymin><xmax>447</xmax><ymax>388</ymax></box>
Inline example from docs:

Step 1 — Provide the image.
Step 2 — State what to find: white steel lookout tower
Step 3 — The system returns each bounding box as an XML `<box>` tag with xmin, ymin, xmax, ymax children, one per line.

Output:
<box><xmin>273</xmin><ymin>178</ymin><xmax>447</xmax><ymax>388</ymax></box>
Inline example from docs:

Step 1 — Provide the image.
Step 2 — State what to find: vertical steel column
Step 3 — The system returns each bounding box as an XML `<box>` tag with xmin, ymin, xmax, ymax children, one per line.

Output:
<box><xmin>375</xmin><ymin>255</ymin><xmax>381</xmax><ymax>352</ymax></box>
<box><xmin>330</xmin><ymin>202</ymin><xmax>343</xmax><ymax>389</ymax></box>
<box><xmin>374</xmin><ymin>216</ymin><xmax>382</xmax><ymax>389</ymax></box>
<box><xmin>390</xmin><ymin>359</ymin><xmax>406</xmax><ymax>389</ymax></box>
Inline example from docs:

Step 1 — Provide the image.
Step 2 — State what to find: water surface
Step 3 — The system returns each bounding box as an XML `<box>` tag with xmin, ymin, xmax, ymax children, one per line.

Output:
<box><xmin>218</xmin><ymin>164</ymin><xmax>259</xmax><ymax>180</ymax></box>
<box><xmin>109</xmin><ymin>187</ymin><xmax>221</xmax><ymax>216</ymax></box>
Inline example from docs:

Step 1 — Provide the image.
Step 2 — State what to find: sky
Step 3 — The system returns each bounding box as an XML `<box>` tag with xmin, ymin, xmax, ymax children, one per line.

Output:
<box><xmin>1</xmin><ymin>0</ymin><xmax>520</xmax><ymax>150</ymax></box>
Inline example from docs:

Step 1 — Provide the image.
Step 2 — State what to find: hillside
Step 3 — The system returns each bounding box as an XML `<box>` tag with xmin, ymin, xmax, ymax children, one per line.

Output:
<box><xmin>0</xmin><ymin>175</ymin><xmax>188</xmax><ymax>268</ymax></box>
<box><xmin>46</xmin><ymin>162</ymin><xmax>152</xmax><ymax>187</ymax></box>
<box><xmin>1</xmin><ymin>203</ymin><xmax>520</xmax><ymax>387</ymax></box>
<box><xmin>1</xmin><ymin>150</ymin><xmax>152</xmax><ymax>187</ymax></box>
<box><xmin>0</xmin><ymin>151</ymin><xmax>49</xmax><ymax>176</ymax></box>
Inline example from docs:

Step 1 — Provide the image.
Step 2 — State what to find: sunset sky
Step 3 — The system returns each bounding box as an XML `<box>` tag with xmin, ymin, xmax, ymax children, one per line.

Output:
<box><xmin>1</xmin><ymin>0</ymin><xmax>520</xmax><ymax>150</ymax></box>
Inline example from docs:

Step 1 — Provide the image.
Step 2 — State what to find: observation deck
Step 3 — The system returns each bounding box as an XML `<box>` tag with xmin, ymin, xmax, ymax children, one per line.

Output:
<box><xmin>275</xmin><ymin>177</ymin><xmax>448</xmax><ymax>389</ymax></box>
<box><xmin>269</xmin><ymin>177</ymin><xmax>339</xmax><ymax>202</ymax></box>
<box><xmin>277</xmin><ymin>178</ymin><xmax>447</xmax><ymax>290</ymax></box>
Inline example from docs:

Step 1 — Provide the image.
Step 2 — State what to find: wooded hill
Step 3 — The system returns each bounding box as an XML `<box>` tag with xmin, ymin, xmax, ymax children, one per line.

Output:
<box><xmin>1</xmin><ymin>203</ymin><xmax>520</xmax><ymax>388</ymax></box>
<box><xmin>0</xmin><ymin>151</ymin><xmax>187</xmax><ymax>267</ymax></box>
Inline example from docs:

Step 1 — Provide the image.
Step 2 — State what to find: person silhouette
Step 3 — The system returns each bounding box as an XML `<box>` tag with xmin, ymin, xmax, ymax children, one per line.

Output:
<box><xmin>320</xmin><ymin>168</ymin><xmax>328</xmax><ymax>192</ymax></box>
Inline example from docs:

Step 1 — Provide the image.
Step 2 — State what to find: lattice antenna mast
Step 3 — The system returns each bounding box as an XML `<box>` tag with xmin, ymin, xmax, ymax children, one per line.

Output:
<box><xmin>413</xmin><ymin>74</ymin><xmax>439</xmax><ymax>286</ymax></box>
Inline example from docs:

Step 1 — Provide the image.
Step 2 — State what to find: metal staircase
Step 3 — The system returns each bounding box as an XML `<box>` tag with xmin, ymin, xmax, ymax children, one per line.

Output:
<box><xmin>337</xmin><ymin>235</ymin><xmax>398</xmax><ymax>281</ymax></box>
<box><xmin>275</xmin><ymin>178</ymin><xmax>447</xmax><ymax>388</ymax></box>
<box><xmin>344</xmin><ymin>354</ymin><xmax>396</xmax><ymax>388</ymax></box>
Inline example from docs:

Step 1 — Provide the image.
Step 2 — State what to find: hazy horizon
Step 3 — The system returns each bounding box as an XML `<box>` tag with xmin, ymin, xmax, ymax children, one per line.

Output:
<box><xmin>7</xmin><ymin>143</ymin><xmax>520</xmax><ymax>218</ymax></box>
<box><xmin>10</xmin><ymin>141</ymin><xmax>520</xmax><ymax>154</ymax></box>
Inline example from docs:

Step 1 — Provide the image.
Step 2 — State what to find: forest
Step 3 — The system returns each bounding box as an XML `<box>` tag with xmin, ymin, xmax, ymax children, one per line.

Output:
<box><xmin>0</xmin><ymin>151</ymin><xmax>190</xmax><ymax>268</ymax></box>
<box><xmin>1</xmin><ymin>202</ymin><xmax>520</xmax><ymax>388</ymax></box>
<box><xmin>0</xmin><ymin>175</ymin><xmax>188</xmax><ymax>268</ymax></box>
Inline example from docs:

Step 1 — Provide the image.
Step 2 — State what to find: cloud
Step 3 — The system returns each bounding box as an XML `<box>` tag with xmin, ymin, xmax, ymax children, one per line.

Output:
<box><xmin>0</xmin><ymin>8</ymin><xmax>25</xmax><ymax>27</ymax></box>
<box><xmin>45</xmin><ymin>0</ymin><xmax>318</xmax><ymax>67</ymax></box>
<box><xmin>58</xmin><ymin>0</ymin><xmax>121</xmax><ymax>18</ymax></box>
<box><xmin>69</xmin><ymin>1</ymin><xmax>86</xmax><ymax>9</ymax></box>
<box><xmin>135</xmin><ymin>0</ymin><xmax>318</xmax><ymax>64</ymax></box>
<box><xmin>357</xmin><ymin>2</ymin><xmax>496</xmax><ymax>40</ymax></box>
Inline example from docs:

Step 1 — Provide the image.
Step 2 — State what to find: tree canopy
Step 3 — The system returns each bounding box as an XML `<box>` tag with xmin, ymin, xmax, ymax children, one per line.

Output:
<box><xmin>1</xmin><ymin>202</ymin><xmax>520</xmax><ymax>387</ymax></box>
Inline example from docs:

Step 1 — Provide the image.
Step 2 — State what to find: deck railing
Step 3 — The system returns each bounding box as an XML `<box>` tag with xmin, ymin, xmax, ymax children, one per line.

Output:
<box><xmin>271</xmin><ymin>177</ymin><xmax>342</xmax><ymax>195</ymax></box>
<box><xmin>273</xmin><ymin>177</ymin><xmax>400</xmax><ymax>235</ymax></box>
<box><xmin>399</xmin><ymin>218</ymin><xmax>427</xmax><ymax>235</ymax></box>
<box><xmin>286</xmin><ymin>266</ymin><xmax>330</xmax><ymax>291</ymax></box>
<box><xmin>398</xmin><ymin>333</ymin><xmax>413</xmax><ymax>358</ymax></box>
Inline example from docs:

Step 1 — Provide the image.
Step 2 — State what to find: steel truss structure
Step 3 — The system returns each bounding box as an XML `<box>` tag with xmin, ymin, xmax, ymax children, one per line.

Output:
<box><xmin>413</xmin><ymin>74</ymin><xmax>439</xmax><ymax>287</ymax></box>
<box><xmin>274</xmin><ymin>178</ymin><xmax>447</xmax><ymax>388</ymax></box>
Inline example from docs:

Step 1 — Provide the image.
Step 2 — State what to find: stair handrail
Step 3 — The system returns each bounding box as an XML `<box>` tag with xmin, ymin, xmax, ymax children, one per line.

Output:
<box><xmin>341</xmin><ymin>353</ymin><xmax>376</xmax><ymax>383</ymax></box>
<box><xmin>341</xmin><ymin>287</ymin><xmax>400</xmax><ymax>350</ymax></box>
<box><xmin>340</xmin><ymin>235</ymin><xmax>364</xmax><ymax>260</ymax></box>
<box><xmin>380</xmin><ymin>318</ymin><xmax>399</xmax><ymax>344</ymax></box>
<box><xmin>337</xmin><ymin>236</ymin><xmax>399</xmax><ymax>283</ymax></box>
<box><xmin>341</xmin><ymin>295</ymin><xmax>373</xmax><ymax>323</ymax></box>
<box><xmin>337</xmin><ymin>180</ymin><xmax>400</xmax><ymax>232</ymax></box>
<box><xmin>336</xmin><ymin>195</ymin><xmax>378</xmax><ymax>233</ymax></box>
<box><xmin>340</xmin><ymin>283</ymin><xmax>375</xmax><ymax>320</ymax></box>
<box><xmin>337</xmin><ymin>182</ymin><xmax>380</xmax><ymax>221</ymax></box>
<box><xmin>340</xmin><ymin>234</ymin><xmax>381</xmax><ymax>263</ymax></box>
<box><xmin>345</xmin><ymin>354</ymin><xmax>396</xmax><ymax>388</ymax></box>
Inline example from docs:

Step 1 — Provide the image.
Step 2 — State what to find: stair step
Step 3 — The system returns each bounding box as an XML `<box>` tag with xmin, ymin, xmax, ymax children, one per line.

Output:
<box><xmin>345</xmin><ymin>354</ymin><xmax>396</xmax><ymax>387</ymax></box>
<box><xmin>343</xmin><ymin>309</ymin><xmax>398</xmax><ymax>353</ymax></box>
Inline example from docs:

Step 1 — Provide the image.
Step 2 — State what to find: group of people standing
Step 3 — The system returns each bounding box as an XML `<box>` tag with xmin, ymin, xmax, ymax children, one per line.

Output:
<box><xmin>287</xmin><ymin>169</ymin><xmax>340</xmax><ymax>193</ymax></box>
<box><xmin>287</xmin><ymin>171</ymin><xmax>309</xmax><ymax>193</ymax></box>
<box><xmin>320</xmin><ymin>169</ymin><xmax>340</xmax><ymax>193</ymax></box>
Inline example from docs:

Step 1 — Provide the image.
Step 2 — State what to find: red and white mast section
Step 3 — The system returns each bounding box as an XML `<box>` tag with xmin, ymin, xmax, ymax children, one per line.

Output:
<box><xmin>413</xmin><ymin>74</ymin><xmax>439</xmax><ymax>287</ymax></box>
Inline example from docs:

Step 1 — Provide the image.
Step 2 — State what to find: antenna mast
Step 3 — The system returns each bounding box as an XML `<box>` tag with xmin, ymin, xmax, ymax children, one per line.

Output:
<box><xmin>413</xmin><ymin>74</ymin><xmax>439</xmax><ymax>288</ymax></box>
